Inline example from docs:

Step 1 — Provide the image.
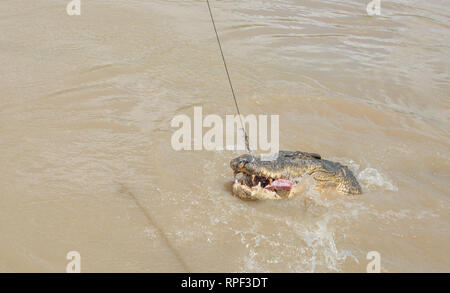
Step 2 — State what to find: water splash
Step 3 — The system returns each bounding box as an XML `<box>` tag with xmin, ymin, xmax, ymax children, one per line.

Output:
<box><xmin>358</xmin><ymin>168</ymin><xmax>398</xmax><ymax>191</ymax></box>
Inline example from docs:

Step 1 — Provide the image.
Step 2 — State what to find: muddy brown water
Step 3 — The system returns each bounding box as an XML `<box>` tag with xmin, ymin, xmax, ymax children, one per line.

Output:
<box><xmin>0</xmin><ymin>0</ymin><xmax>449</xmax><ymax>272</ymax></box>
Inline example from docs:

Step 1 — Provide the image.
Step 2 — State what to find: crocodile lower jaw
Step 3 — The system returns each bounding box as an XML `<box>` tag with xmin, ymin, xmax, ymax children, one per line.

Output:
<box><xmin>232</xmin><ymin>181</ymin><xmax>293</xmax><ymax>200</ymax></box>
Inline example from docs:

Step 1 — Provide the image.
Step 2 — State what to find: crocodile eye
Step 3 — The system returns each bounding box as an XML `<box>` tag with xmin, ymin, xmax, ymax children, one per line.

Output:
<box><xmin>230</xmin><ymin>156</ymin><xmax>250</xmax><ymax>171</ymax></box>
<box><xmin>238</xmin><ymin>160</ymin><xmax>247</xmax><ymax>169</ymax></box>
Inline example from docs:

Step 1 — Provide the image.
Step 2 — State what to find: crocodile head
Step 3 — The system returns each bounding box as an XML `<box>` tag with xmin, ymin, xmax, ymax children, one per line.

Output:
<box><xmin>230</xmin><ymin>151</ymin><xmax>362</xmax><ymax>200</ymax></box>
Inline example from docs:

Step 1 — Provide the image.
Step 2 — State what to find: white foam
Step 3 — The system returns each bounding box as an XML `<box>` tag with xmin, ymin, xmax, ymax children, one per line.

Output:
<box><xmin>358</xmin><ymin>168</ymin><xmax>398</xmax><ymax>192</ymax></box>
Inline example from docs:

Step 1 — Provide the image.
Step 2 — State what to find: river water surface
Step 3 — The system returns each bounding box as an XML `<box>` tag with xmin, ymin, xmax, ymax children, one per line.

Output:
<box><xmin>0</xmin><ymin>0</ymin><xmax>449</xmax><ymax>272</ymax></box>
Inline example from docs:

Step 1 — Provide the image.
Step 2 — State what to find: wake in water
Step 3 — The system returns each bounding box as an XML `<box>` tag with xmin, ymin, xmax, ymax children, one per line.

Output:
<box><xmin>332</xmin><ymin>158</ymin><xmax>398</xmax><ymax>192</ymax></box>
<box><xmin>227</xmin><ymin>158</ymin><xmax>400</xmax><ymax>272</ymax></box>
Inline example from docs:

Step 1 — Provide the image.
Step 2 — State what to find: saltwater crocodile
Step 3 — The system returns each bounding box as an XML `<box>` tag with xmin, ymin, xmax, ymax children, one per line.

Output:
<box><xmin>230</xmin><ymin>150</ymin><xmax>362</xmax><ymax>200</ymax></box>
